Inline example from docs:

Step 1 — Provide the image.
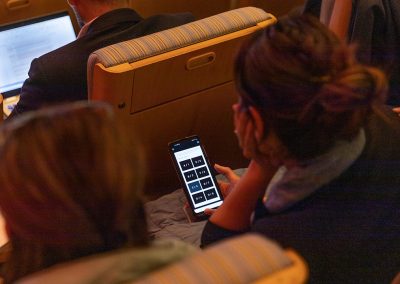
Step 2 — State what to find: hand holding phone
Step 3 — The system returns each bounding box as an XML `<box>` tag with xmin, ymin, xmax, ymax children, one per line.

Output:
<box><xmin>169</xmin><ymin>136</ymin><xmax>224</xmax><ymax>219</ymax></box>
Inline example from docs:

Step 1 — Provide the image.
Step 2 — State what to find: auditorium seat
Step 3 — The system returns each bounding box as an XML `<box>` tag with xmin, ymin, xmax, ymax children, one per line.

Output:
<box><xmin>134</xmin><ymin>234</ymin><xmax>308</xmax><ymax>284</ymax></box>
<box><xmin>16</xmin><ymin>234</ymin><xmax>308</xmax><ymax>284</ymax></box>
<box><xmin>87</xmin><ymin>7</ymin><xmax>276</xmax><ymax>199</ymax></box>
<box><xmin>232</xmin><ymin>0</ymin><xmax>306</xmax><ymax>16</ymax></box>
<box><xmin>131</xmin><ymin>0</ymin><xmax>233</xmax><ymax>20</ymax></box>
<box><xmin>0</xmin><ymin>0</ymin><xmax>231</xmax><ymax>31</ymax></box>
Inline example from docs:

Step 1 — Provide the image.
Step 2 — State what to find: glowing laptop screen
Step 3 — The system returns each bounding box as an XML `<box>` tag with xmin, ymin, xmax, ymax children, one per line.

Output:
<box><xmin>0</xmin><ymin>12</ymin><xmax>76</xmax><ymax>97</ymax></box>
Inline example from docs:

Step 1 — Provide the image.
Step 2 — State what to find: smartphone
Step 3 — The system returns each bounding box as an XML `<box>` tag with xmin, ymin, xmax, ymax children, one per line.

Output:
<box><xmin>169</xmin><ymin>135</ymin><xmax>223</xmax><ymax>218</ymax></box>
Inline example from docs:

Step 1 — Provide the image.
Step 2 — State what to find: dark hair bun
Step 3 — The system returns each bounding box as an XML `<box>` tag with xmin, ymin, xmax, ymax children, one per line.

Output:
<box><xmin>235</xmin><ymin>14</ymin><xmax>389</xmax><ymax>159</ymax></box>
<box><xmin>318</xmin><ymin>65</ymin><xmax>387</xmax><ymax>113</ymax></box>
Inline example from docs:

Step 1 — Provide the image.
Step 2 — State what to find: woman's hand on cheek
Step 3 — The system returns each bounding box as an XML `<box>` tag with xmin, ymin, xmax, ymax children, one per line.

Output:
<box><xmin>233</xmin><ymin>103</ymin><xmax>256</xmax><ymax>159</ymax></box>
<box><xmin>233</xmin><ymin>103</ymin><xmax>248</xmax><ymax>149</ymax></box>
<box><xmin>233</xmin><ymin>104</ymin><xmax>283</xmax><ymax>172</ymax></box>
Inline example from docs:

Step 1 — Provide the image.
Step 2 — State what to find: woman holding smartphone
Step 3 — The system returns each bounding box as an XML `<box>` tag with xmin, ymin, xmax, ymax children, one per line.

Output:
<box><xmin>201</xmin><ymin>14</ymin><xmax>400</xmax><ymax>284</ymax></box>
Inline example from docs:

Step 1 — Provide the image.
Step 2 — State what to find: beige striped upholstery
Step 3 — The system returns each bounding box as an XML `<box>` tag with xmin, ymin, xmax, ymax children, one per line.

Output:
<box><xmin>133</xmin><ymin>234</ymin><xmax>307</xmax><ymax>284</ymax></box>
<box><xmin>87</xmin><ymin>7</ymin><xmax>276</xmax><ymax>198</ymax></box>
<box><xmin>88</xmin><ymin>7</ymin><xmax>272</xmax><ymax>74</ymax></box>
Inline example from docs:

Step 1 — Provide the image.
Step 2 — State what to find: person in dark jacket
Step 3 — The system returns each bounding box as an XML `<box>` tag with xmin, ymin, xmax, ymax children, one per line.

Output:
<box><xmin>8</xmin><ymin>0</ymin><xmax>194</xmax><ymax>118</ymax></box>
<box><xmin>201</xmin><ymin>14</ymin><xmax>400</xmax><ymax>284</ymax></box>
<box><xmin>303</xmin><ymin>0</ymin><xmax>400</xmax><ymax>106</ymax></box>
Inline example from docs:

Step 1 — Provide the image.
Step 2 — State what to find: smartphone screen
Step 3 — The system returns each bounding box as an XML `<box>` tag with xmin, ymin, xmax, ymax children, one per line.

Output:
<box><xmin>169</xmin><ymin>136</ymin><xmax>223</xmax><ymax>217</ymax></box>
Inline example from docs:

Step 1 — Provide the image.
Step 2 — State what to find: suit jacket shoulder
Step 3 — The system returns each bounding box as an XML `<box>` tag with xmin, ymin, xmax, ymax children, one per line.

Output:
<box><xmin>9</xmin><ymin>9</ymin><xmax>195</xmax><ymax>118</ymax></box>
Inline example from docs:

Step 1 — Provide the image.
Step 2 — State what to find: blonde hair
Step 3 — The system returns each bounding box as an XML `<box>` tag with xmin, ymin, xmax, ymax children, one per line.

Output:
<box><xmin>0</xmin><ymin>102</ymin><xmax>148</xmax><ymax>282</ymax></box>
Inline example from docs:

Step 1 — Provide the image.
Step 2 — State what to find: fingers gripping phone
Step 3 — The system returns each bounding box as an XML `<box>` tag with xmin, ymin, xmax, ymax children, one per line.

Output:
<box><xmin>169</xmin><ymin>136</ymin><xmax>223</xmax><ymax>218</ymax></box>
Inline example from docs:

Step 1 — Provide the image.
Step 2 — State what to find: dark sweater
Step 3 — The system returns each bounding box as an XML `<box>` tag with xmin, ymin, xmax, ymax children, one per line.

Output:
<box><xmin>202</xmin><ymin>108</ymin><xmax>400</xmax><ymax>284</ymax></box>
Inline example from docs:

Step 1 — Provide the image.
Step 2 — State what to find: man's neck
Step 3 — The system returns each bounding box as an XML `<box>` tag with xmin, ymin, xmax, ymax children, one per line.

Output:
<box><xmin>81</xmin><ymin>2</ymin><xmax>131</xmax><ymax>24</ymax></box>
<box><xmin>83</xmin><ymin>6</ymin><xmax>116</xmax><ymax>23</ymax></box>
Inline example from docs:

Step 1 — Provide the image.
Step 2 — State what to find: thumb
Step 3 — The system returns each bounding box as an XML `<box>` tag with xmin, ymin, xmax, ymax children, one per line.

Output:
<box><xmin>214</xmin><ymin>164</ymin><xmax>237</xmax><ymax>182</ymax></box>
<box><xmin>204</xmin><ymin>208</ymin><xmax>216</xmax><ymax>216</ymax></box>
<box><xmin>393</xmin><ymin>107</ymin><xmax>400</xmax><ymax>116</ymax></box>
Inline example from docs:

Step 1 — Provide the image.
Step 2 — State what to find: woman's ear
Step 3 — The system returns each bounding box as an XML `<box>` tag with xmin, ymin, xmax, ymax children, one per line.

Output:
<box><xmin>248</xmin><ymin>107</ymin><xmax>264</xmax><ymax>143</ymax></box>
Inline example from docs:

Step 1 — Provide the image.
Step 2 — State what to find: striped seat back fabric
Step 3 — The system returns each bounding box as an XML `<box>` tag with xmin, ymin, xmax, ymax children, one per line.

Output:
<box><xmin>87</xmin><ymin>7</ymin><xmax>272</xmax><ymax>73</ymax></box>
<box><xmin>133</xmin><ymin>234</ymin><xmax>293</xmax><ymax>284</ymax></box>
